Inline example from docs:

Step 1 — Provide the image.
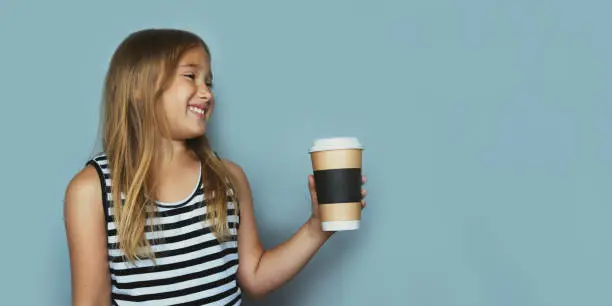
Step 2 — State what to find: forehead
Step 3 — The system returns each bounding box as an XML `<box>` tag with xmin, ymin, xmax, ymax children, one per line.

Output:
<box><xmin>178</xmin><ymin>46</ymin><xmax>210</xmax><ymax>70</ymax></box>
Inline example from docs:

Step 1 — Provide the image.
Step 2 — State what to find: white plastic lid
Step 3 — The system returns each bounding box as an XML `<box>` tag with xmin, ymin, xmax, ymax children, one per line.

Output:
<box><xmin>309</xmin><ymin>137</ymin><xmax>363</xmax><ymax>153</ymax></box>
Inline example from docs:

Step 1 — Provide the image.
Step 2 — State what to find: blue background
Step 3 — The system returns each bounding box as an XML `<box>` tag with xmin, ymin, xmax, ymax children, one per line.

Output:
<box><xmin>0</xmin><ymin>0</ymin><xmax>611</xmax><ymax>305</ymax></box>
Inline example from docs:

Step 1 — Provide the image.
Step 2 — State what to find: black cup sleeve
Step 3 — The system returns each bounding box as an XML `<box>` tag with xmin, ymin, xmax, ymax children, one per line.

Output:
<box><xmin>313</xmin><ymin>168</ymin><xmax>362</xmax><ymax>204</ymax></box>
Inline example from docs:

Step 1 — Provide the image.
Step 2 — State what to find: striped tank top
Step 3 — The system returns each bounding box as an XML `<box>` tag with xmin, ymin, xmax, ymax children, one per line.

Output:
<box><xmin>87</xmin><ymin>153</ymin><xmax>242</xmax><ymax>305</ymax></box>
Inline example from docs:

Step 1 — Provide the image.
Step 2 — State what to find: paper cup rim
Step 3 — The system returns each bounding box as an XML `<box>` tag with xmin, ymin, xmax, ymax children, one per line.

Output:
<box><xmin>309</xmin><ymin>137</ymin><xmax>364</xmax><ymax>153</ymax></box>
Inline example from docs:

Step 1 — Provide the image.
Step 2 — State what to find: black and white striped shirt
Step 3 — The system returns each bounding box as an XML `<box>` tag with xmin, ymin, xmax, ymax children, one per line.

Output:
<box><xmin>87</xmin><ymin>153</ymin><xmax>241</xmax><ymax>305</ymax></box>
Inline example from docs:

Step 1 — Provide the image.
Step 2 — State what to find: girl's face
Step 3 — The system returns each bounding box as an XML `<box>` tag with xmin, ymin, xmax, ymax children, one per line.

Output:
<box><xmin>161</xmin><ymin>46</ymin><xmax>214</xmax><ymax>141</ymax></box>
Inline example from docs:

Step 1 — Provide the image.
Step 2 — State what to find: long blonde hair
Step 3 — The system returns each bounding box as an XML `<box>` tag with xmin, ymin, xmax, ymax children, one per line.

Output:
<box><xmin>100</xmin><ymin>28</ymin><xmax>237</xmax><ymax>263</ymax></box>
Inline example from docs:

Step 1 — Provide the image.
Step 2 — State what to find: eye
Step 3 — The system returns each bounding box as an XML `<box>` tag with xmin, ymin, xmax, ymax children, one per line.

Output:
<box><xmin>183</xmin><ymin>73</ymin><xmax>196</xmax><ymax>80</ymax></box>
<box><xmin>206</xmin><ymin>81</ymin><xmax>214</xmax><ymax>88</ymax></box>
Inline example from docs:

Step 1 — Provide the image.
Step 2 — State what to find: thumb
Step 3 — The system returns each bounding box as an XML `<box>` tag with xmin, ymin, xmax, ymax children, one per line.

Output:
<box><xmin>308</xmin><ymin>175</ymin><xmax>317</xmax><ymax>198</ymax></box>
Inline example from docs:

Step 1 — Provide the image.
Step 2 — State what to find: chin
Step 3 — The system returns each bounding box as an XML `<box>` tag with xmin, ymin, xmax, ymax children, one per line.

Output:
<box><xmin>175</xmin><ymin>126</ymin><xmax>207</xmax><ymax>141</ymax></box>
<box><xmin>198</xmin><ymin>123</ymin><xmax>210</xmax><ymax>134</ymax></box>
<box><xmin>190</xmin><ymin>127</ymin><xmax>207</xmax><ymax>138</ymax></box>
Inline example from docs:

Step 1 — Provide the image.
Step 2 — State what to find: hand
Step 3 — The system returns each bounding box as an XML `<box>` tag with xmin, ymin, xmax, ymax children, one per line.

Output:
<box><xmin>307</xmin><ymin>174</ymin><xmax>367</xmax><ymax>234</ymax></box>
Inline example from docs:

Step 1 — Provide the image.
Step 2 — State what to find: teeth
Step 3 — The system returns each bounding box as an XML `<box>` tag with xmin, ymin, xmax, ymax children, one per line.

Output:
<box><xmin>189</xmin><ymin>106</ymin><xmax>206</xmax><ymax>115</ymax></box>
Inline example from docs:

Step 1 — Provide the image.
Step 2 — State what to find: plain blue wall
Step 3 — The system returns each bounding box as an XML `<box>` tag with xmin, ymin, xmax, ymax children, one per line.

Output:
<box><xmin>1</xmin><ymin>0</ymin><xmax>611</xmax><ymax>305</ymax></box>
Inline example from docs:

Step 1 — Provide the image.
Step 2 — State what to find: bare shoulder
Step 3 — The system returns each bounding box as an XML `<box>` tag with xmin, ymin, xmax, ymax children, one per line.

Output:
<box><xmin>221</xmin><ymin>159</ymin><xmax>252</xmax><ymax>198</ymax></box>
<box><xmin>64</xmin><ymin>164</ymin><xmax>111</xmax><ymax>303</ymax></box>
<box><xmin>64</xmin><ymin>164</ymin><xmax>104</xmax><ymax>221</ymax></box>
<box><xmin>222</xmin><ymin>159</ymin><xmax>248</xmax><ymax>183</ymax></box>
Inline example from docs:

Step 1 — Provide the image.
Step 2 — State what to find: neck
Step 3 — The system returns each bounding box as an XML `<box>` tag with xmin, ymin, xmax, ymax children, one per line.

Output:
<box><xmin>156</xmin><ymin>138</ymin><xmax>195</xmax><ymax>172</ymax></box>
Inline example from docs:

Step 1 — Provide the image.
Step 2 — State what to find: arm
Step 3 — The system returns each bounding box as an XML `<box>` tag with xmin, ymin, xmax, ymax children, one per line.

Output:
<box><xmin>223</xmin><ymin>160</ymin><xmax>331</xmax><ymax>300</ymax></box>
<box><xmin>64</xmin><ymin>165</ymin><xmax>111</xmax><ymax>306</ymax></box>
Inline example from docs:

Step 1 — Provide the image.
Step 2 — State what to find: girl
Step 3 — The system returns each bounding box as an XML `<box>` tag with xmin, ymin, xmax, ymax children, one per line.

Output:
<box><xmin>63</xmin><ymin>28</ymin><xmax>367</xmax><ymax>305</ymax></box>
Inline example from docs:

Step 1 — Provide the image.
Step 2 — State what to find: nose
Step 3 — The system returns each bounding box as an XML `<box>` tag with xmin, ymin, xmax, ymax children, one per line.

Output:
<box><xmin>197</xmin><ymin>82</ymin><xmax>212</xmax><ymax>101</ymax></box>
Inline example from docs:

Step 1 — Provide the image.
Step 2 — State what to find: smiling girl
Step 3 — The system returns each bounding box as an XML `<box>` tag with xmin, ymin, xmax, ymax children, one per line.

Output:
<box><xmin>63</xmin><ymin>28</ymin><xmax>366</xmax><ymax>305</ymax></box>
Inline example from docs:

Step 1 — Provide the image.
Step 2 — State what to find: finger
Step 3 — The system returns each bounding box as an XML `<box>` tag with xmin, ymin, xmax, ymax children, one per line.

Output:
<box><xmin>362</xmin><ymin>175</ymin><xmax>367</xmax><ymax>184</ymax></box>
<box><xmin>361</xmin><ymin>199</ymin><xmax>366</xmax><ymax>208</ymax></box>
<box><xmin>308</xmin><ymin>174</ymin><xmax>315</xmax><ymax>188</ymax></box>
<box><xmin>308</xmin><ymin>175</ymin><xmax>317</xmax><ymax>196</ymax></box>
<box><xmin>361</xmin><ymin>189</ymin><xmax>367</xmax><ymax>198</ymax></box>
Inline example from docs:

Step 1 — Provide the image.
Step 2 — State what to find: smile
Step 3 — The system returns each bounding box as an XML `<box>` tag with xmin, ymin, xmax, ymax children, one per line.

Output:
<box><xmin>189</xmin><ymin>105</ymin><xmax>209</xmax><ymax>119</ymax></box>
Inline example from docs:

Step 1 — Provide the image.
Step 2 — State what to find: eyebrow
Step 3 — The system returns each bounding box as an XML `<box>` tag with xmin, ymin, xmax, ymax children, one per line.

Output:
<box><xmin>179</xmin><ymin>64</ymin><xmax>212</xmax><ymax>76</ymax></box>
<box><xmin>180</xmin><ymin>63</ymin><xmax>202</xmax><ymax>69</ymax></box>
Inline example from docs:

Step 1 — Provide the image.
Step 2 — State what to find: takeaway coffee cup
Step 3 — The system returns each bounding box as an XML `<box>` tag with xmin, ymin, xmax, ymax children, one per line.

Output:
<box><xmin>309</xmin><ymin>137</ymin><xmax>363</xmax><ymax>231</ymax></box>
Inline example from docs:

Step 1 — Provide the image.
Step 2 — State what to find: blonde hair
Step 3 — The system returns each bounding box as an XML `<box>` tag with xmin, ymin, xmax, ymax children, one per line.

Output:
<box><xmin>100</xmin><ymin>28</ymin><xmax>237</xmax><ymax>263</ymax></box>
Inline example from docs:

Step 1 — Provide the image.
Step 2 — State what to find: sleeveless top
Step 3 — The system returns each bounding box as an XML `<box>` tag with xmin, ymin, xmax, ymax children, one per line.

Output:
<box><xmin>87</xmin><ymin>153</ymin><xmax>242</xmax><ymax>305</ymax></box>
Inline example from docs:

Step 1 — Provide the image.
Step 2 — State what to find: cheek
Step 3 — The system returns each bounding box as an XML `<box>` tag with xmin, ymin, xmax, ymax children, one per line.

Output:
<box><xmin>164</xmin><ymin>85</ymin><xmax>197</xmax><ymax>112</ymax></box>
<box><xmin>176</xmin><ymin>83</ymin><xmax>198</xmax><ymax>104</ymax></box>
